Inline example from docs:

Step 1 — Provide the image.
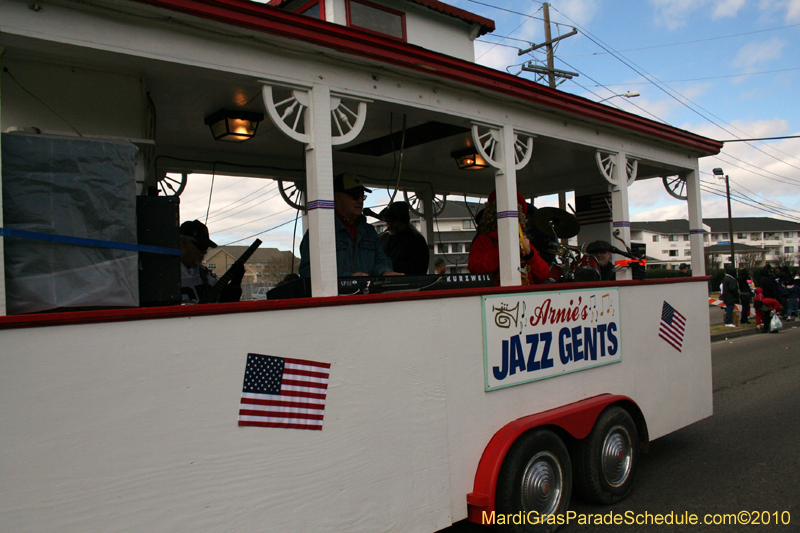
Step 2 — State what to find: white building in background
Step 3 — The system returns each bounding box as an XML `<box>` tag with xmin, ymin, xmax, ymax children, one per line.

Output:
<box><xmin>632</xmin><ymin>218</ymin><xmax>800</xmax><ymax>269</ymax></box>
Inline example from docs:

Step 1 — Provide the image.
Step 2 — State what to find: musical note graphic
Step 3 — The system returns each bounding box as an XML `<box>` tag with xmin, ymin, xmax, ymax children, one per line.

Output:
<box><xmin>601</xmin><ymin>293</ymin><xmax>615</xmax><ymax>317</ymax></box>
<box><xmin>589</xmin><ymin>294</ymin><xmax>598</xmax><ymax>322</ymax></box>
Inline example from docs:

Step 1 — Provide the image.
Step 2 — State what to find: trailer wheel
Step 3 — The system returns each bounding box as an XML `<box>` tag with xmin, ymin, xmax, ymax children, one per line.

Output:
<box><xmin>495</xmin><ymin>429</ymin><xmax>572</xmax><ymax>532</ymax></box>
<box><xmin>574</xmin><ymin>406</ymin><xmax>639</xmax><ymax>505</ymax></box>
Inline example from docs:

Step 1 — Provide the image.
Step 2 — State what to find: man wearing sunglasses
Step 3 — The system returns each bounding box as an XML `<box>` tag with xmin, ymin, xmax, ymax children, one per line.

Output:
<box><xmin>299</xmin><ymin>173</ymin><xmax>400</xmax><ymax>278</ymax></box>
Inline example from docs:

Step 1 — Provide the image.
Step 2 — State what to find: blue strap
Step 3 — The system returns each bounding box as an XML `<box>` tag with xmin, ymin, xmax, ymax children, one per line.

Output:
<box><xmin>0</xmin><ymin>227</ymin><xmax>180</xmax><ymax>256</ymax></box>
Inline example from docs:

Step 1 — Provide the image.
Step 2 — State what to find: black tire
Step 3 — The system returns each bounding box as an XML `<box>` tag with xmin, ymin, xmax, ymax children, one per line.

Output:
<box><xmin>573</xmin><ymin>406</ymin><xmax>639</xmax><ymax>505</ymax></box>
<box><xmin>495</xmin><ymin>429</ymin><xmax>572</xmax><ymax>533</ymax></box>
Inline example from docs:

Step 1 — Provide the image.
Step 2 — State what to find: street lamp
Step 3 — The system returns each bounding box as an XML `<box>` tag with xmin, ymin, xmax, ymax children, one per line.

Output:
<box><xmin>713</xmin><ymin>168</ymin><xmax>736</xmax><ymax>269</ymax></box>
<box><xmin>598</xmin><ymin>91</ymin><xmax>640</xmax><ymax>103</ymax></box>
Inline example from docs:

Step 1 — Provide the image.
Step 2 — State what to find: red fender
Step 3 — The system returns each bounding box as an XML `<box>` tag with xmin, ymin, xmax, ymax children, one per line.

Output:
<box><xmin>466</xmin><ymin>394</ymin><xmax>638</xmax><ymax>523</ymax></box>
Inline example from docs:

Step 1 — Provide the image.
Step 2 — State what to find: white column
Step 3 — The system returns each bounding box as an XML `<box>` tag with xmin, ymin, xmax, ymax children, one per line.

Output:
<box><xmin>0</xmin><ymin>49</ymin><xmax>6</xmax><ymax>316</ymax></box>
<box><xmin>419</xmin><ymin>188</ymin><xmax>435</xmax><ymax>274</ymax></box>
<box><xmin>495</xmin><ymin>124</ymin><xmax>521</xmax><ymax>286</ymax></box>
<box><xmin>610</xmin><ymin>151</ymin><xmax>632</xmax><ymax>281</ymax></box>
<box><xmin>304</xmin><ymin>84</ymin><xmax>337</xmax><ymax>297</ymax></box>
<box><xmin>685</xmin><ymin>164</ymin><xmax>705</xmax><ymax>276</ymax></box>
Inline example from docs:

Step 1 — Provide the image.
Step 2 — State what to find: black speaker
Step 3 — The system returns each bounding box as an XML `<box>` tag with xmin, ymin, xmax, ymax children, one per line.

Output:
<box><xmin>137</xmin><ymin>196</ymin><xmax>181</xmax><ymax>307</ymax></box>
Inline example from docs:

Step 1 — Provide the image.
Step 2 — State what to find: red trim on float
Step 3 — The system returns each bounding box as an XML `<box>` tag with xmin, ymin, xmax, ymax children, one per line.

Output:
<box><xmin>128</xmin><ymin>0</ymin><xmax>721</xmax><ymax>155</ymax></box>
<box><xmin>465</xmin><ymin>394</ymin><xmax>638</xmax><ymax>524</ymax></box>
<box><xmin>0</xmin><ymin>276</ymin><xmax>709</xmax><ymax>330</ymax></box>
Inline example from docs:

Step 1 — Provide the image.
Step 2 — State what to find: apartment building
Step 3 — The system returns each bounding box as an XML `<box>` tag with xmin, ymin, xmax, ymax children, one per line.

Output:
<box><xmin>632</xmin><ymin>217</ymin><xmax>800</xmax><ymax>269</ymax></box>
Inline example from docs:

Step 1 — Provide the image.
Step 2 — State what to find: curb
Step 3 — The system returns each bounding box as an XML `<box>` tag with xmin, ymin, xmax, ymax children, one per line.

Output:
<box><xmin>711</xmin><ymin>322</ymin><xmax>795</xmax><ymax>342</ymax></box>
<box><xmin>710</xmin><ymin>327</ymin><xmax>760</xmax><ymax>342</ymax></box>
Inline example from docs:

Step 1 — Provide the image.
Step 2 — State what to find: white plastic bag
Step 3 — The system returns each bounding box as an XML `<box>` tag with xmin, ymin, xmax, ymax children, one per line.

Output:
<box><xmin>770</xmin><ymin>313</ymin><xmax>782</xmax><ymax>332</ymax></box>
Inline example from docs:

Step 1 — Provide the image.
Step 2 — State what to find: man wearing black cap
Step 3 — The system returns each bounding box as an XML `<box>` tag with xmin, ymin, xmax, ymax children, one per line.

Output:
<box><xmin>180</xmin><ymin>220</ymin><xmax>244</xmax><ymax>303</ymax></box>
<box><xmin>299</xmin><ymin>173</ymin><xmax>400</xmax><ymax>277</ymax></box>
<box><xmin>585</xmin><ymin>240</ymin><xmax>616</xmax><ymax>281</ymax></box>
<box><xmin>378</xmin><ymin>202</ymin><xmax>429</xmax><ymax>276</ymax></box>
<box><xmin>678</xmin><ymin>263</ymin><xmax>691</xmax><ymax>277</ymax></box>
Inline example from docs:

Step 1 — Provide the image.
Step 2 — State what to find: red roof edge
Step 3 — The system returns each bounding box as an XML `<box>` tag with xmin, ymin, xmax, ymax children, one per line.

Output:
<box><xmin>127</xmin><ymin>0</ymin><xmax>721</xmax><ymax>155</ymax></box>
<box><xmin>267</xmin><ymin>0</ymin><xmax>495</xmax><ymax>35</ymax></box>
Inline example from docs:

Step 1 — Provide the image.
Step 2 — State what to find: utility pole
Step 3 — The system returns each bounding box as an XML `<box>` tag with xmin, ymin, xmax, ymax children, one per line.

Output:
<box><xmin>542</xmin><ymin>2</ymin><xmax>556</xmax><ymax>89</ymax></box>
<box><xmin>519</xmin><ymin>3</ymin><xmax>578</xmax><ymax>87</ymax></box>
<box><xmin>519</xmin><ymin>2</ymin><xmax>578</xmax><ymax>240</ymax></box>
<box><xmin>713</xmin><ymin>168</ymin><xmax>736</xmax><ymax>269</ymax></box>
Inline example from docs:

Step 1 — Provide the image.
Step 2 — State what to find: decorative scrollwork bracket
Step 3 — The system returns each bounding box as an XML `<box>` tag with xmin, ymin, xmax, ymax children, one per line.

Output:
<box><xmin>261</xmin><ymin>83</ymin><xmax>370</xmax><ymax>146</ymax></box>
<box><xmin>471</xmin><ymin>122</ymin><xmax>535</xmax><ymax>173</ymax></box>
<box><xmin>595</xmin><ymin>151</ymin><xmax>638</xmax><ymax>187</ymax></box>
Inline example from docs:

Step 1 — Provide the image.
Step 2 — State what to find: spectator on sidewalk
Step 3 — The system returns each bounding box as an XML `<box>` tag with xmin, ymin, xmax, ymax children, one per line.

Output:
<box><xmin>737</xmin><ymin>269</ymin><xmax>752</xmax><ymax>324</ymax></box>
<box><xmin>753</xmin><ymin>296</ymin><xmax>783</xmax><ymax>333</ymax></box>
<box><xmin>786</xmin><ymin>277</ymin><xmax>800</xmax><ymax>321</ymax></box>
<box><xmin>721</xmin><ymin>265</ymin><xmax>740</xmax><ymax>328</ymax></box>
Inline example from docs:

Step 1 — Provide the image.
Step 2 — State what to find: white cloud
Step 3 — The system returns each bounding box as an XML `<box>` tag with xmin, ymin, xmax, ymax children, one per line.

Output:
<box><xmin>609</xmin><ymin>81</ymin><xmax>712</xmax><ymax>125</ymax></box>
<box><xmin>758</xmin><ymin>0</ymin><xmax>800</xmax><ymax>22</ymax></box>
<box><xmin>626</xmin><ymin>117</ymin><xmax>800</xmax><ymax>222</ymax></box>
<box><xmin>179</xmin><ymin>174</ymin><xmax>304</xmax><ymax>252</ymax></box>
<box><xmin>650</xmin><ymin>0</ymin><xmax>708</xmax><ymax>29</ymax></box>
<box><xmin>689</xmin><ymin>119</ymin><xmax>800</xmax><ymax>219</ymax></box>
<box><xmin>712</xmin><ymin>0</ymin><xmax>748</xmax><ymax>18</ymax></box>
<box><xmin>732</xmin><ymin>37</ymin><xmax>786</xmax><ymax>70</ymax></box>
<box><xmin>552</xmin><ymin>0</ymin><xmax>601</xmax><ymax>28</ymax></box>
<box><xmin>787</xmin><ymin>0</ymin><xmax>800</xmax><ymax>20</ymax></box>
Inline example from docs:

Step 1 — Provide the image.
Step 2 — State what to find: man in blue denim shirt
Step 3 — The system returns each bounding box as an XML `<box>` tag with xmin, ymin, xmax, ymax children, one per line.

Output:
<box><xmin>299</xmin><ymin>173</ymin><xmax>400</xmax><ymax>278</ymax></box>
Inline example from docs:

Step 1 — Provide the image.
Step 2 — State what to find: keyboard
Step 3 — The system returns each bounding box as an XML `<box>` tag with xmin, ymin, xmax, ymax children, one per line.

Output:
<box><xmin>267</xmin><ymin>273</ymin><xmax>494</xmax><ymax>300</ymax></box>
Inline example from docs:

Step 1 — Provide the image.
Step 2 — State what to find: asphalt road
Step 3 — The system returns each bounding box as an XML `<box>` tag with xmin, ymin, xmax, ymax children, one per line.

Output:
<box><xmin>441</xmin><ymin>326</ymin><xmax>800</xmax><ymax>533</ymax></box>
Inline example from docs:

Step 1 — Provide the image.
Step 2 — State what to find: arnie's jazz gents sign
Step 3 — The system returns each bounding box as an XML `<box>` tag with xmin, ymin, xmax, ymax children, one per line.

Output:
<box><xmin>482</xmin><ymin>288</ymin><xmax>622</xmax><ymax>391</ymax></box>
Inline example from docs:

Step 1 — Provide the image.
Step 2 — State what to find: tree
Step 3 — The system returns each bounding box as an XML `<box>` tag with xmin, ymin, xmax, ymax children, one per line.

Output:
<box><xmin>704</xmin><ymin>252</ymin><xmax>721</xmax><ymax>276</ymax></box>
<box><xmin>773</xmin><ymin>250</ymin><xmax>796</xmax><ymax>269</ymax></box>
<box><xmin>266</xmin><ymin>252</ymin><xmax>299</xmax><ymax>284</ymax></box>
<box><xmin>737</xmin><ymin>251</ymin><xmax>763</xmax><ymax>272</ymax></box>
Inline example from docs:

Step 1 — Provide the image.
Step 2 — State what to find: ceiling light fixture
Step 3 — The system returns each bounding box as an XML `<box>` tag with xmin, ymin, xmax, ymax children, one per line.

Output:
<box><xmin>204</xmin><ymin>109</ymin><xmax>264</xmax><ymax>142</ymax></box>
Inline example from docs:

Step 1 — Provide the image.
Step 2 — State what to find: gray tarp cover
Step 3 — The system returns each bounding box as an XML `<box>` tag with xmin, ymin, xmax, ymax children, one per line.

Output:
<box><xmin>2</xmin><ymin>133</ymin><xmax>139</xmax><ymax>314</ymax></box>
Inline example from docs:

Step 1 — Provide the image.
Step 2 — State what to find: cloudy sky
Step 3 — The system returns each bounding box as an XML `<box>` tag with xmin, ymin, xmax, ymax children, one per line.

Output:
<box><xmin>180</xmin><ymin>0</ymin><xmax>800</xmax><ymax>253</ymax></box>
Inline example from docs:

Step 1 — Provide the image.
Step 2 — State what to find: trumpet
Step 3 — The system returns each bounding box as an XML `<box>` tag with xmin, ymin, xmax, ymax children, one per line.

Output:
<box><xmin>542</xmin><ymin>241</ymin><xmax>581</xmax><ymax>257</ymax></box>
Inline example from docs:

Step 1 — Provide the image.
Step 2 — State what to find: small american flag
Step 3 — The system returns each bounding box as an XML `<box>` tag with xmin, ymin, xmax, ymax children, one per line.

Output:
<box><xmin>575</xmin><ymin>192</ymin><xmax>612</xmax><ymax>225</ymax></box>
<box><xmin>659</xmin><ymin>301</ymin><xmax>686</xmax><ymax>352</ymax></box>
<box><xmin>238</xmin><ymin>354</ymin><xmax>331</xmax><ymax>430</ymax></box>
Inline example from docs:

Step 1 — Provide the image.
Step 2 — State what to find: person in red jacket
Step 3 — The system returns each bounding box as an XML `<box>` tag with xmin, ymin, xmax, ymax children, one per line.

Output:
<box><xmin>753</xmin><ymin>288</ymin><xmax>783</xmax><ymax>333</ymax></box>
<box><xmin>468</xmin><ymin>191</ymin><xmax>550</xmax><ymax>285</ymax></box>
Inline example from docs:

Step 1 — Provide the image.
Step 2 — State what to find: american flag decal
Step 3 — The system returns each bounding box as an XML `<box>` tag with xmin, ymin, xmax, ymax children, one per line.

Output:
<box><xmin>575</xmin><ymin>192</ymin><xmax>612</xmax><ymax>225</ymax></box>
<box><xmin>239</xmin><ymin>354</ymin><xmax>331</xmax><ymax>430</ymax></box>
<box><xmin>658</xmin><ymin>301</ymin><xmax>686</xmax><ymax>352</ymax></box>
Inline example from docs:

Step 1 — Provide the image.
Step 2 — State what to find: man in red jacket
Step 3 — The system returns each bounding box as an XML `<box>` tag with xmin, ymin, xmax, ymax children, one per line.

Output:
<box><xmin>468</xmin><ymin>191</ymin><xmax>549</xmax><ymax>285</ymax></box>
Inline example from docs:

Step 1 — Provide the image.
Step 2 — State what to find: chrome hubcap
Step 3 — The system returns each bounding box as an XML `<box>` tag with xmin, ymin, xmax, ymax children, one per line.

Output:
<box><xmin>520</xmin><ymin>451</ymin><xmax>563</xmax><ymax>516</ymax></box>
<box><xmin>602</xmin><ymin>425</ymin><xmax>632</xmax><ymax>487</ymax></box>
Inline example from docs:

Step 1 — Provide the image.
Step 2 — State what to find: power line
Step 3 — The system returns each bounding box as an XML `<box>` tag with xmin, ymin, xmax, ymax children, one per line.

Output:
<box><xmin>543</xmin><ymin>5</ymin><xmax>800</xmax><ymax>187</ymax></box>
<box><xmin>720</xmin><ymin>134</ymin><xmax>800</xmax><ymax>143</ymax></box>
<box><xmin>700</xmin><ymin>179</ymin><xmax>800</xmax><ymax>222</ymax></box>
<box><xmin>206</xmin><ymin>185</ymin><xmax>279</xmax><ymax>223</ymax></box>
<box><xmin>561</xmin><ymin>66</ymin><xmax>800</xmax><ymax>87</ymax></box>
<box><xmin>476</xmin><ymin>5</ymin><xmax>541</xmax><ymax>61</ymax></box>
<box><xmin>469</xmin><ymin>2</ymin><xmax>800</xmax><ymax>220</ymax></box>
<box><xmin>221</xmin><ymin>217</ymin><xmax>298</xmax><ymax>246</ymax></box>
<box><xmin>215</xmin><ymin>205</ymin><xmax>296</xmax><ymax>235</ymax></box>
<box><xmin>561</xmin><ymin>22</ymin><xmax>800</xmax><ymax>57</ymax></box>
